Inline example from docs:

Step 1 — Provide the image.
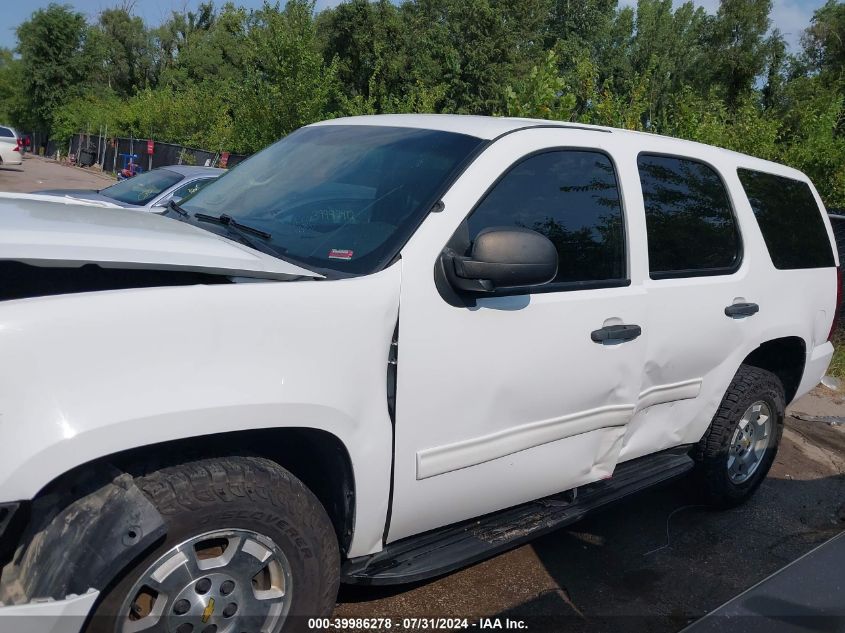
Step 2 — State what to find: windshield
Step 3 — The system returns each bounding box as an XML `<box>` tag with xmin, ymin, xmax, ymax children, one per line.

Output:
<box><xmin>181</xmin><ymin>125</ymin><xmax>484</xmax><ymax>275</ymax></box>
<box><xmin>101</xmin><ymin>169</ymin><xmax>183</xmax><ymax>205</ymax></box>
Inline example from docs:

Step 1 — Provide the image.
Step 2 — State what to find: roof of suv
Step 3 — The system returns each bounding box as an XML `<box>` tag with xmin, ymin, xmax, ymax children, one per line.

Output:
<box><xmin>309</xmin><ymin>114</ymin><xmax>611</xmax><ymax>140</ymax></box>
<box><xmin>309</xmin><ymin>114</ymin><xmax>807</xmax><ymax>184</ymax></box>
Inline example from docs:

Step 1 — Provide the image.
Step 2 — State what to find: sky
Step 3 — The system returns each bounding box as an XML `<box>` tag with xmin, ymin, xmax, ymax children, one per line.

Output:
<box><xmin>0</xmin><ymin>0</ymin><xmax>828</xmax><ymax>51</ymax></box>
<box><xmin>619</xmin><ymin>0</ymin><xmax>826</xmax><ymax>50</ymax></box>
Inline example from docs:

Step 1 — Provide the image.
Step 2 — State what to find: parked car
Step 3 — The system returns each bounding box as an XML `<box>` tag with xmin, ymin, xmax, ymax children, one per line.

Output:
<box><xmin>36</xmin><ymin>165</ymin><xmax>224</xmax><ymax>211</ymax></box>
<box><xmin>0</xmin><ymin>115</ymin><xmax>839</xmax><ymax>633</ymax></box>
<box><xmin>0</xmin><ymin>125</ymin><xmax>22</xmax><ymax>166</ymax></box>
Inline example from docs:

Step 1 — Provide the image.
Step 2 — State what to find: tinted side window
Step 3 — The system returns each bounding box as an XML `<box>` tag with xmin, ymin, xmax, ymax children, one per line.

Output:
<box><xmin>737</xmin><ymin>169</ymin><xmax>834</xmax><ymax>269</ymax></box>
<box><xmin>0</xmin><ymin>127</ymin><xmax>13</xmax><ymax>138</ymax></box>
<box><xmin>466</xmin><ymin>150</ymin><xmax>625</xmax><ymax>285</ymax></box>
<box><xmin>638</xmin><ymin>154</ymin><xmax>741</xmax><ymax>277</ymax></box>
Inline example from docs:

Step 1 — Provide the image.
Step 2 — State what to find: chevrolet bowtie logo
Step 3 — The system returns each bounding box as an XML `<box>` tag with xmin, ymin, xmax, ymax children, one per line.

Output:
<box><xmin>201</xmin><ymin>597</ymin><xmax>216</xmax><ymax>623</ymax></box>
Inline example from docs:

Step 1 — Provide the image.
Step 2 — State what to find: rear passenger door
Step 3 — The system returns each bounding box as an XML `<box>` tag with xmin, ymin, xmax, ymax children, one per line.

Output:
<box><xmin>620</xmin><ymin>152</ymin><xmax>752</xmax><ymax>461</ymax></box>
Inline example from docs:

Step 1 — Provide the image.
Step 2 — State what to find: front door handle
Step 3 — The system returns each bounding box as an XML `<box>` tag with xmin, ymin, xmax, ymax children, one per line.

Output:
<box><xmin>725</xmin><ymin>302</ymin><xmax>759</xmax><ymax>318</ymax></box>
<box><xmin>591</xmin><ymin>324</ymin><xmax>642</xmax><ymax>344</ymax></box>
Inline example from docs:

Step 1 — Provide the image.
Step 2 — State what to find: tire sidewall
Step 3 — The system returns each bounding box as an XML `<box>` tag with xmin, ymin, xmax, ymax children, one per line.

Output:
<box><xmin>708</xmin><ymin>373</ymin><xmax>786</xmax><ymax>504</ymax></box>
<box><xmin>86</xmin><ymin>463</ymin><xmax>336</xmax><ymax>633</ymax></box>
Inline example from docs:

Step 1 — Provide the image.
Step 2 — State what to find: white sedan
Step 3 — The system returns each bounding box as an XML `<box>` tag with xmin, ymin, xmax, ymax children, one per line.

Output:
<box><xmin>0</xmin><ymin>125</ymin><xmax>22</xmax><ymax>167</ymax></box>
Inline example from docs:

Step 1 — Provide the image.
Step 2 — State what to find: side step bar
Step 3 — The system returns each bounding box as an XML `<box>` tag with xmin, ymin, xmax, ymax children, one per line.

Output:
<box><xmin>342</xmin><ymin>448</ymin><xmax>694</xmax><ymax>585</ymax></box>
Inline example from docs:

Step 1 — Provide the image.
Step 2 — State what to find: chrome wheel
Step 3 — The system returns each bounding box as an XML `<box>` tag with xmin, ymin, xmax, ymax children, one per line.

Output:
<box><xmin>727</xmin><ymin>401</ymin><xmax>773</xmax><ymax>484</ymax></box>
<box><xmin>118</xmin><ymin>529</ymin><xmax>293</xmax><ymax>633</ymax></box>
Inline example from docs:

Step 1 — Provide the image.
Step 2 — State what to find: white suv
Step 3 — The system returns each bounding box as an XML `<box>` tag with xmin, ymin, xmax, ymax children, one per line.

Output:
<box><xmin>0</xmin><ymin>125</ymin><xmax>22</xmax><ymax>166</ymax></box>
<box><xmin>0</xmin><ymin>115</ymin><xmax>838</xmax><ymax>633</ymax></box>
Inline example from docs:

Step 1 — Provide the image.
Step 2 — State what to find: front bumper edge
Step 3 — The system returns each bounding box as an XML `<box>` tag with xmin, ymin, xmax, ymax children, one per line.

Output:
<box><xmin>0</xmin><ymin>590</ymin><xmax>99</xmax><ymax>633</ymax></box>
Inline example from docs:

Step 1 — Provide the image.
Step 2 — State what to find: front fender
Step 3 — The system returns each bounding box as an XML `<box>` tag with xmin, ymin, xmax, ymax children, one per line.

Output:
<box><xmin>0</xmin><ymin>264</ymin><xmax>401</xmax><ymax>557</ymax></box>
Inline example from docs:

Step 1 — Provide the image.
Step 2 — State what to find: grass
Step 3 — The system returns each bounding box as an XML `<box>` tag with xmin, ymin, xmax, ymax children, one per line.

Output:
<box><xmin>829</xmin><ymin>332</ymin><xmax>845</xmax><ymax>379</ymax></box>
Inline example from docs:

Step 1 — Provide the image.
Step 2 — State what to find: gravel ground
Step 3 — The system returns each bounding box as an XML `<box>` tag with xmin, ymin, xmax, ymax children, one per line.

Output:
<box><xmin>0</xmin><ymin>153</ymin><xmax>113</xmax><ymax>192</ymax></box>
<box><xmin>3</xmin><ymin>154</ymin><xmax>843</xmax><ymax>632</ymax></box>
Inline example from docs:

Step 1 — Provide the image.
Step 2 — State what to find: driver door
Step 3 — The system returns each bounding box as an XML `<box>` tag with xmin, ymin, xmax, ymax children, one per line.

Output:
<box><xmin>387</xmin><ymin>129</ymin><xmax>649</xmax><ymax>543</ymax></box>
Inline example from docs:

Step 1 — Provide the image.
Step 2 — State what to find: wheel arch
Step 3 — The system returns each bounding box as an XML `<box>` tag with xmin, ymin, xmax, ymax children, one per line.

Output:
<box><xmin>1</xmin><ymin>427</ymin><xmax>358</xmax><ymax>606</ymax></box>
<box><xmin>742</xmin><ymin>336</ymin><xmax>807</xmax><ymax>405</ymax></box>
<box><xmin>39</xmin><ymin>427</ymin><xmax>356</xmax><ymax>556</ymax></box>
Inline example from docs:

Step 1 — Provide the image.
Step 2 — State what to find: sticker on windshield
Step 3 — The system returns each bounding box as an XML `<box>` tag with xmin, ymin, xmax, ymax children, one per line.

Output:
<box><xmin>328</xmin><ymin>249</ymin><xmax>354</xmax><ymax>260</ymax></box>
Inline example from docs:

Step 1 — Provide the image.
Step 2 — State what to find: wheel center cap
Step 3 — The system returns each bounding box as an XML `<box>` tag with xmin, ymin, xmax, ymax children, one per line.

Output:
<box><xmin>202</xmin><ymin>597</ymin><xmax>216</xmax><ymax>623</ymax></box>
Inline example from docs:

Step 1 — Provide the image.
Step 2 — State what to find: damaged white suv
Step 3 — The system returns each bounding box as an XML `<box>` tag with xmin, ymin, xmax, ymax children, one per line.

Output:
<box><xmin>0</xmin><ymin>115</ymin><xmax>839</xmax><ymax>633</ymax></box>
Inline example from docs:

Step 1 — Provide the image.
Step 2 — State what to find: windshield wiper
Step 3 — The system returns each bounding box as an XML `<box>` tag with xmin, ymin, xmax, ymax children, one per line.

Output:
<box><xmin>168</xmin><ymin>199</ymin><xmax>188</xmax><ymax>216</ymax></box>
<box><xmin>165</xmin><ymin>204</ymin><xmax>313</xmax><ymax>272</ymax></box>
<box><xmin>193</xmin><ymin>212</ymin><xmax>272</xmax><ymax>240</ymax></box>
<box><xmin>191</xmin><ymin>211</ymin><xmax>284</xmax><ymax>258</ymax></box>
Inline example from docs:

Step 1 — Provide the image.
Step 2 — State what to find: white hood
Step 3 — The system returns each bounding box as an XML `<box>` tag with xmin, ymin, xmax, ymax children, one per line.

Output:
<box><xmin>0</xmin><ymin>193</ymin><xmax>322</xmax><ymax>280</ymax></box>
<box><xmin>0</xmin><ymin>191</ymin><xmax>123</xmax><ymax>208</ymax></box>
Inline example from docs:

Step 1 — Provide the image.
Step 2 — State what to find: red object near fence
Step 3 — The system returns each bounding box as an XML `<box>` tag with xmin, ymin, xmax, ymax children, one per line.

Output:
<box><xmin>220</xmin><ymin>151</ymin><xmax>230</xmax><ymax>168</ymax></box>
<box><xmin>147</xmin><ymin>140</ymin><xmax>154</xmax><ymax>154</ymax></box>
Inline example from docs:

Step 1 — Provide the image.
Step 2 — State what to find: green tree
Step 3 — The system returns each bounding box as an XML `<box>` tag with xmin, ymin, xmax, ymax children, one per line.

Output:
<box><xmin>232</xmin><ymin>1</ymin><xmax>340</xmax><ymax>152</ymax></box>
<box><xmin>548</xmin><ymin>0</ymin><xmax>617</xmax><ymax>45</ymax></box>
<box><xmin>0</xmin><ymin>49</ymin><xmax>27</xmax><ymax>127</ymax></box>
<box><xmin>317</xmin><ymin>0</ymin><xmax>406</xmax><ymax>109</ymax></box>
<box><xmin>87</xmin><ymin>8</ymin><xmax>155</xmax><ymax>95</ymax></box>
<box><xmin>154</xmin><ymin>1</ymin><xmax>216</xmax><ymax>81</ymax></box>
<box><xmin>627</xmin><ymin>0</ymin><xmax>709</xmax><ymax>128</ymax></box>
<box><xmin>401</xmin><ymin>0</ymin><xmax>551</xmax><ymax>114</ymax></box>
<box><xmin>16</xmin><ymin>3</ymin><xmax>93</xmax><ymax>133</ymax></box>
<box><xmin>156</xmin><ymin>2</ymin><xmax>248</xmax><ymax>88</ymax></box>
<box><xmin>502</xmin><ymin>50</ymin><xmax>576</xmax><ymax>119</ymax></box>
<box><xmin>19</xmin><ymin>0</ymin><xmax>845</xmax><ymax>215</ymax></box>
<box><xmin>704</xmin><ymin>0</ymin><xmax>773</xmax><ymax>105</ymax></box>
<box><xmin>762</xmin><ymin>29</ymin><xmax>787</xmax><ymax>110</ymax></box>
<box><xmin>801</xmin><ymin>0</ymin><xmax>845</xmax><ymax>84</ymax></box>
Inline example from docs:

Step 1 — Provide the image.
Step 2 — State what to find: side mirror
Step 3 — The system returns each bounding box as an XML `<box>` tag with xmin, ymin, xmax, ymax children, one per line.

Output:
<box><xmin>443</xmin><ymin>227</ymin><xmax>558</xmax><ymax>293</ymax></box>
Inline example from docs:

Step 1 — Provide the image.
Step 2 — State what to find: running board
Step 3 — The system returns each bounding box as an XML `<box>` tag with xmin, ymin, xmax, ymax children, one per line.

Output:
<box><xmin>342</xmin><ymin>448</ymin><xmax>694</xmax><ymax>585</ymax></box>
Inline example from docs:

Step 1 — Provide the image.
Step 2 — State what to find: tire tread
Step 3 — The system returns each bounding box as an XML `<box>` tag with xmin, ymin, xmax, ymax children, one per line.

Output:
<box><xmin>113</xmin><ymin>455</ymin><xmax>338</xmax><ymax>624</ymax></box>
<box><xmin>693</xmin><ymin>364</ymin><xmax>785</xmax><ymax>506</ymax></box>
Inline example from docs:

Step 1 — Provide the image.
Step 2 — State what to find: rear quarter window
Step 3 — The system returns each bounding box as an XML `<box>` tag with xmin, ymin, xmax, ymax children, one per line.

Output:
<box><xmin>0</xmin><ymin>127</ymin><xmax>14</xmax><ymax>138</ymax></box>
<box><xmin>737</xmin><ymin>169</ymin><xmax>835</xmax><ymax>269</ymax></box>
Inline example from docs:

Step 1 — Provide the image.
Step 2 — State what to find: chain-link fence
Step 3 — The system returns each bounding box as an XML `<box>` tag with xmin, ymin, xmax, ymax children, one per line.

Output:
<box><xmin>61</xmin><ymin>132</ymin><xmax>249</xmax><ymax>174</ymax></box>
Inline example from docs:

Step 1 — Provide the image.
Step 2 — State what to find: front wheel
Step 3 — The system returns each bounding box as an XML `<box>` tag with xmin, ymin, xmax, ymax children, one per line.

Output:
<box><xmin>85</xmin><ymin>456</ymin><xmax>339</xmax><ymax>633</ymax></box>
<box><xmin>692</xmin><ymin>365</ymin><xmax>785</xmax><ymax>507</ymax></box>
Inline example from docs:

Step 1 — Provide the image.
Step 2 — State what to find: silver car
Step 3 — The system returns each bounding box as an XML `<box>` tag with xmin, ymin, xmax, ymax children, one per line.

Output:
<box><xmin>37</xmin><ymin>165</ymin><xmax>225</xmax><ymax>211</ymax></box>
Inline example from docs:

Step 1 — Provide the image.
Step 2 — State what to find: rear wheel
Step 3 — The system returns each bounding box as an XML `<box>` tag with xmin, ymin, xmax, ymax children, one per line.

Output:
<box><xmin>692</xmin><ymin>365</ymin><xmax>785</xmax><ymax>507</ymax></box>
<box><xmin>85</xmin><ymin>456</ymin><xmax>339</xmax><ymax>633</ymax></box>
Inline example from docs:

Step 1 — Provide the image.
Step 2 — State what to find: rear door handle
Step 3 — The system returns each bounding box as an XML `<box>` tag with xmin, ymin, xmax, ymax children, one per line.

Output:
<box><xmin>725</xmin><ymin>302</ymin><xmax>759</xmax><ymax>318</ymax></box>
<box><xmin>591</xmin><ymin>324</ymin><xmax>642</xmax><ymax>344</ymax></box>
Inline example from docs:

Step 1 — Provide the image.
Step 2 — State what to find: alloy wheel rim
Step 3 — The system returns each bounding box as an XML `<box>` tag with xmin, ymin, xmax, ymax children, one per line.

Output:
<box><xmin>117</xmin><ymin>529</ymin><xmax>293</xmax><ymax>633</ymax></box>
<box><xmin>727</xmin><ymin>400</ymin><xmax>773</xmax><ymax>484</ymax></box>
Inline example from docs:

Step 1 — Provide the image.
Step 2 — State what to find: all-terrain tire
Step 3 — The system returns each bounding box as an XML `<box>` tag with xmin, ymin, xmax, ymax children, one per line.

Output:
<box><xmin>85</xmin><ymin>455</ymin><xmax>339</xmax><ymax>633</ymax></box>
<box><xmin>692</xmin><ymin>364</ymin><xmax>786</xmax><ymax>507</ymax></box>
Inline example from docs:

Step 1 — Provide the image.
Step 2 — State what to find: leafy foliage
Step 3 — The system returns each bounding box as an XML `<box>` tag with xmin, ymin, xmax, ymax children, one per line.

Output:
<box><xmin>4</xmin><ymin>0</ymin><xmax>845</xmax><ymax>208</ymax></box>
<box><xmin>15</xmin><ymin>3</ymin><xmax>93</xmax><ymax>131</ymax></box>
